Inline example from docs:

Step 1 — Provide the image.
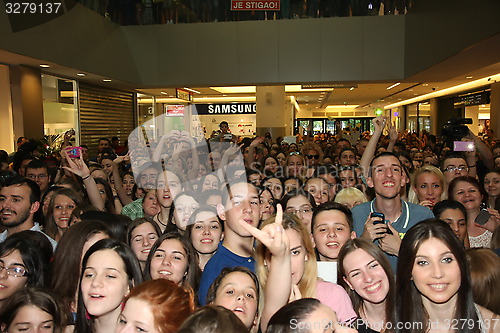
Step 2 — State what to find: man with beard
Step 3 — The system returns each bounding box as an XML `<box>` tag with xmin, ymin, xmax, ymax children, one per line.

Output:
<box><xmin>351</xmin><ymin>152</ymin><xmax>433</xmax><ymax>270</ymax></box>
<box><xmin>0</xmin><ymin>176</ymin><xmax>57</xmax><ymax>249</ymax></box>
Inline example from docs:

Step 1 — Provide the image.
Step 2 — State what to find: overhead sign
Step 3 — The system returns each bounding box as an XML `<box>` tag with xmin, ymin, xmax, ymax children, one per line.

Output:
<box><xmin>194</xmin><ymin>103</ymin><xmax>256</xmax><ymax>115</ymax></box>
<box><xmin>301</xmin><ymin>84</ymin><xmax>358</xmax><ymax>89</ymax></box>
<box><xmin>231</xmin><ymin>0</ymin><xmax>280</xmax><ymax>11</ymax></box>
<box><xmin>165</xmin><ymin>105</ymin><xmax>185</xmax><ymax>116</ymax></box>
<box><xmin>454</xmin><ymin>91</ymin><xmax>490</xmax><ymax>107</ymax></box>
<box><xmin>176</xmin><ymin>89</ymin><xmax>192</xmax><ymax>102</ymax></box>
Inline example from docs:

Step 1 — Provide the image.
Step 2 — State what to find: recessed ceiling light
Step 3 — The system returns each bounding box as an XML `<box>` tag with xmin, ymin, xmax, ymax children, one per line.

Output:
<box><xmin>386</xmin><ymin>82</ymin><xmax>401</xmax><ymax>90</ymax></box>
<box><xmin>39</xmin><ymin>64</ymin><xmax>50</xmax><ymax>68</ymax></box>
<box><xmin>466</xmin><ymin>76</ymin><xmax>473</xmax><ymax>79</ymax></box>
<box><xmin>349</xmin><ymin>87</ymin><xmax>355</xmax><ymax>91</ymax></box>
<box><xmin>160</xmin><ymin>91</ymin><xmax>168</xmax><ymax>95</ymax></box>
<box><xmin>77</xmin><ymin>73</ymin><xmax>86</xmax><ymax>77</ymax></box>
<box><xmin>183</xmin><ymin>87</ymin><xmax>201</xmax><ymax>94</ymax></box>
<box><xmin>422</xmin><ymin>83</ymin><xmax>429</xmax><ymax>86</ymax></box>
<box><xmin>103</xmin><ymin>79</ymin><xmax>112</xmax><ymax>82</ymax></box>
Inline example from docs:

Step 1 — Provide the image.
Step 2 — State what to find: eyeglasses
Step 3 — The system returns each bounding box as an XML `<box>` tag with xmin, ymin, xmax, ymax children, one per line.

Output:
<box><xmin>444</xmin><ymin>165</ymin><xmax>468</xmax><ymax>173</ymax></box>
<box><xmin>285</xmin><ymin>206</ymin><xmax>313</xmax><ymax>215</ymax></box>
<box><xmin>0</xmin><ymin>263</ymin><xmax>29</xmax><ymax>278</ymax></box>
<box><xmin>306</xmin><ymin>154</ymin><xmax>320</xmax><ymax>159</ymax></box>
<box><xmin>289</xmin><ymin>152</ymin><xmax>301</xmax><ymax>156</ymax></box>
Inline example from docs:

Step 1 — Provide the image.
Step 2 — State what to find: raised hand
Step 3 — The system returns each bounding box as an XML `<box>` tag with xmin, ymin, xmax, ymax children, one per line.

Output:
<box><xmin>62</xmin><ymin>149</ymin><xmax>90</xmax><ymax>179</ymax></box>
<box><xmin>388</xmin><ymin>121</ymin><xmax>398</xmax><ymax>142</ymax></box>
<box><xmin>372</xmin><ymin>116</ymin><xmax>387</xmax><ymax>133</ymax></box>
<box><xmin>238</xmin><ymin>204</ymin><xmax>289</xmax><ymax>258</ymax></box>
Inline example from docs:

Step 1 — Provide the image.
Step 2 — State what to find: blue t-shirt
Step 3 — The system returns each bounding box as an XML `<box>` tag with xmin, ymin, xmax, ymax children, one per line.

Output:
<box><xmin>351</xmin><ymin>198</ymin><xmax>434</xmax><ymax>270</ymax></box>
<box><xmin>198</xmin><ymin>242</ymin><xmax>255</xmax><ymax>306</ymax></box>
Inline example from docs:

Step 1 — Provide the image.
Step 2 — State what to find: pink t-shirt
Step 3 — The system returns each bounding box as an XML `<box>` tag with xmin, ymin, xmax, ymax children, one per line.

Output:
<box><xmin>316</xmin><ymin>279</ymin><xmax>357</xmax><ymax>323</ymax></box>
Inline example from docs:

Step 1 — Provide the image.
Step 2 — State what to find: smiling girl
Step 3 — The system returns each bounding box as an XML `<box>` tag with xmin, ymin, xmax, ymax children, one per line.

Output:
<box><xmin>449</xmin><ymin>176</ymin><xmax>500</xmax><ymax>248</ymax></box>
<box><xmin>394</xmin><ymin>219</ymin><xmax>499</xmax><ymax>333</ymax></box>
<box><xmin>144</xmin><ymin>233</ymin><xmax>200</xmax><ymax>293</ymax></box>
<box><xmin>44</xmin><ymin>188</ymin><xmax>83</xmax><ymax>242</ymax></box>
<box><xmin>185</xmin><ymin>207</ymin><xmax>224</xmax><ymax>271</ymax></box>
<box><xmin>338</xmin><ymin>238</ymin><xmax>395</xmax><ymax>333</ymax></box>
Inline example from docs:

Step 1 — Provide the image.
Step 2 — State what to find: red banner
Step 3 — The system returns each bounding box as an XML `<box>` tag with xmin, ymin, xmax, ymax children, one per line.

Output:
<box><xmin>231</xmin><ymin>0</ymin><xmax>280</xmax><ymax>11</ymax></box>
<box><xmin>165</xmin><ymin>105</ymin><xmax>185</xmax><ymax>117</ymax></box>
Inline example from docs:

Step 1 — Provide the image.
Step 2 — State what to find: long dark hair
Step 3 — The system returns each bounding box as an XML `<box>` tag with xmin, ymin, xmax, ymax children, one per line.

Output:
<box><xmin>0</xmin><ymin>236</ymin><xmax>47</xmax><ymax>288</ymax></box>
<box><xmin>394</xmin><ymin>219</ymin><xmax>480</xmax><ymax>333</ymax></box>
<box><xmin>144</xmin><ymin>232</ymin><xmax>201</xmax><ymax>292</ymax></box>
<box><xmin>0</xmin><ymin>288</ymin><xmax>66</xmax><ymax>333</ymax></box>
<box><xmin>75</xmin><ymin>239</ymin><xmax>143</xmax><ymax>333</ymax></box>
<box><xmin>50</xmin><ymin>220</ymin><xmax>110</xmax><ymax>318</ymax></box>
<box><xmin>337</xmin><ymin>238</ymin><xmax>395</xmax><ymax>327</ymax></box>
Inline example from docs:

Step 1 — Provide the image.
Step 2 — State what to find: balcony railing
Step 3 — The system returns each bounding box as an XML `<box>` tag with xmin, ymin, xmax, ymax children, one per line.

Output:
<box><xmin>77</xmin><ymin>0</ymin><xmax>413</xmax><ymax>25</ymax></box>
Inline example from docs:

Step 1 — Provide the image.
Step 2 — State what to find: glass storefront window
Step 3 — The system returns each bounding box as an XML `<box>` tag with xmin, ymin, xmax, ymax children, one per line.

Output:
<box><xmin>42</xmin><ymin>75</ymin><xmax>79</xmax><ymax>148</ymax></box>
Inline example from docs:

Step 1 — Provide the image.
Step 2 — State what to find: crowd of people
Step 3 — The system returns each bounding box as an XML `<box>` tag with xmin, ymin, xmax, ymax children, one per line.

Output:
<box><xmin>0</xmin><ymin>115</ymin><xmax>499</xmax><ymax>333</ymax></box>
<box><xmin>77</xmin><ymin>0</ymin><xmax>414</xmax><ymax>26</ymax></box>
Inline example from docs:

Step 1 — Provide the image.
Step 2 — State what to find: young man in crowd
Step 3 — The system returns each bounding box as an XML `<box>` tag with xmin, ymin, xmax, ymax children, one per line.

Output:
<box><xmin>352</xmin><ymin>152</ymin><xmax>434</xmax><ymax>270</ymax></box>
<box><xmin>0</xmin><ymin>176</ymin><xmax>57</xmax><ymax>249</ymax></box>
<box><xmin>198</xmin><ymin>180</ymin><xmax>261</xmax><ymax>305</ymax></box>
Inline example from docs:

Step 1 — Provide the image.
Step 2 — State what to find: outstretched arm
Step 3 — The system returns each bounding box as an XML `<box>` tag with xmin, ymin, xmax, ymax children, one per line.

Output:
<box><xmin>112</xmin><ymin>154</ymin><xmax>133</xmax><ymax>206</ymax></box>
<box><xmin>360</xmin><ymin>116</ymin><xmax>387</xmax><ymax>179</ymax></box>
<box><xmin>239</xmin><ymin>205</ymin><xmax>291</xmax><ymax>332</ymax></box>
<box><xmin>62</xmin><ymin>151</ymin><xmax>105</xmax><ymax>211</ymax></box>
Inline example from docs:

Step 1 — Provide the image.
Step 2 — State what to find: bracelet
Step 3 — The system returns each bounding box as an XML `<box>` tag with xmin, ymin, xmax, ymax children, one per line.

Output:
<box><xmin>82</xmin><ymin>174</ymin><xmax>91</xmax><ymax>181</ymax></box>
<box><xmin>469</xmin><ymin>165</ymin><xmax>476</xmax><ymax>168</ymax></box>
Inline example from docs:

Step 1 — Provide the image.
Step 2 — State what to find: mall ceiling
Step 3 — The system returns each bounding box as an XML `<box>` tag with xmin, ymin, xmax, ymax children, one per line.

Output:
<box><xmin>1</xmin><ymin>32</ymin><xmax>500</xmax><ymax>113</ymax></box>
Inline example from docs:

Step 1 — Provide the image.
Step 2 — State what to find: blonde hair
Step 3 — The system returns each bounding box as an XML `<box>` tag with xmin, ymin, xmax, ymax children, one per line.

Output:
<box><xmin>255</xmin><ymin>213</ymin><xmax>317</xmax><ymax>299</ymax></box>
<box><xmin>334</xmin><ymin>187</ymin><xmax>368</xmax><ymax>205</ymax></box>
<box><xmin>408</xmin><ymin>165</ymin><xmax>447</xmax><ymax>204</ymax></box>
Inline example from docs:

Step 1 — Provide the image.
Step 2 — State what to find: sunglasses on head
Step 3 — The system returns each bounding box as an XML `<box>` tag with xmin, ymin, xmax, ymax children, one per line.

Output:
<box><xmin>289</xmin><ymin>152</ymin><xmax>301</xmax><ymax>156</ymax></box>
<box><xmin>306</xmin><ymin>154</ymin><xmax>320</xmax><ymax>159</ymax></box>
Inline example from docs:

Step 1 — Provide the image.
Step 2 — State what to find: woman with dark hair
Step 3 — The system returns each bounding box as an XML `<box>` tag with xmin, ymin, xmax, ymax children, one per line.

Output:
<box><xmin>94</xmin><ymin>178</ymin><xmax>117</xmax><ymax>214</ymax></box>
<box><xmin>448</xmin><ymin>176</ymin><xmax>500</xmax><ymax>248</ymax></box>
<box><xmin>144</xmin><ymin>232</ymin><xmax>200</xmax><ymax>293</ymax></box>
<box><xmin>263</xmin><ymin>155</ymin><xmax>282</xmax><ymax>177</ymax></box>
<box><xmin>266</xmin><ymin>298</ymin><xmax>357</xmax><ymax>333</ymax></box>
<box><xmin>170</xmin><ymin>191</ymin><xmax>200</xmax><ymax>233</ymax></box>
<box><xmin>41</xmin><ymin>185</ymin><xmax>64</xmax><ymax>219</ymax></box>
<box><xmin>44</xmin><ymin>187</ymin><xmax>84</xmax><ymax>241</ymax></box>
<box><xmin>394</xmin><ymin>219</ymin><xmax>498</xmax><ymax>333</ymax></box>
<box><xmin>262</xmin><ymin>177</ymin><xmax>284</xmax><ymax>201</ymax></box>
<box><xmin>433</xmin><ymin>200</ymin><xmax>469</xmax><ymax>247</ymax></box>
<box><xmin>184</xmin><ymin>206</ymin><xmax>223</xmax><ymax>271</ymax></box>
<box><xmin>0</xmin><ymin>288</ymin><xmax>66</xmax><ymax>333</ymax></box>
<box><xmin>177</xmin><ymin>305</ymin><xmax>248</xmax><ymax>333</ymax></box>
<box><xmin>483</xmin><ymin>169</ymin><xmax>500</xmax><ymax>210</ymax></box>
<box><xmin>259</xmin><ymin>186</ymin><xmax>277</xmax><ymax>222</ymax></box>
<box><xmin>0</xmin><ymin>236</ymin><xmax>48</xmax><ymax>307</ymax></box>
<box><xmin>127</xmin><ymin>217</ymin><xmax>161</xmax><ymax>270</ymax></box>
<box><xmin>206</xmin><ymin>266</ymin><xmax>260</xmax><ymax>331</ymax></box>
<box><xmin>337</xmin><ymin>238</ymin><xmax>395</xmax><ymax>333</ymax></box>
<box><xmin>75</xmin><ymin>239</ymin><xmax>143</xmax><ymax>333</ymax></box>
<box><xmin>50</xmin><ymin>220</ymin><xmax>110</xmax><ymax>322</ymax></box>
<box><xmin>466</xmin><ymin>248</ymin><xmax>500</xmax><ymax>314</ymax></box>
<box><xmin>116</xmin><ymin>279</ymin><xmax>195</xmax><ymax>333</ymax></box>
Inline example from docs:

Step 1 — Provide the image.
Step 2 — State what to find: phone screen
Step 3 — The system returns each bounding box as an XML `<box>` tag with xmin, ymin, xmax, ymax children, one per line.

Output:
<box><xmin>453</xmin><ymin>141</ymin><xmax>475</xmax><ymax>152</ymax></box>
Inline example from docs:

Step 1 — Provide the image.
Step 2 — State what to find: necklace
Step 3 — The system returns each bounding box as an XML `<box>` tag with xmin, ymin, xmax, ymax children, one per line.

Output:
<box><xmin>154</xmin><ymin>213</ymin><xmax>167</xmax><ymax>227</ymax></box>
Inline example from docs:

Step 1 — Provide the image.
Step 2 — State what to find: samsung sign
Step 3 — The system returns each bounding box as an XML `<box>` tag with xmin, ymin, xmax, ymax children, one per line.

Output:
<box><xmin>195</xmin><ymin>103</ymin><xmax>256</xmax><ymax>115</ymax></box>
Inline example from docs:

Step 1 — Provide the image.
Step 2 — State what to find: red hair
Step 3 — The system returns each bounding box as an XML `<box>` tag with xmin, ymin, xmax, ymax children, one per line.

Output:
<box><xmin>125</xmin><ymin>279</ymin><xmax>195</xmax><ymax>333</ymax></box>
